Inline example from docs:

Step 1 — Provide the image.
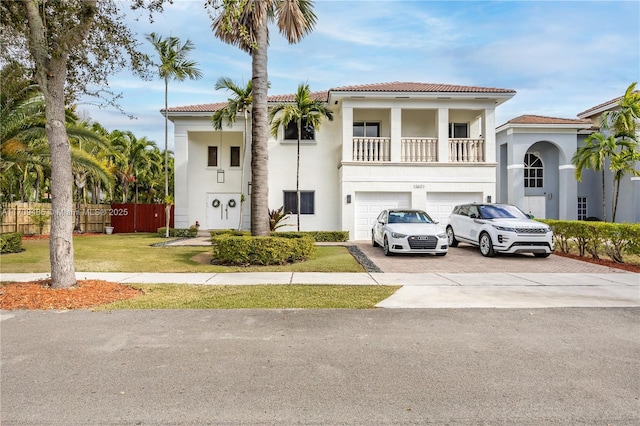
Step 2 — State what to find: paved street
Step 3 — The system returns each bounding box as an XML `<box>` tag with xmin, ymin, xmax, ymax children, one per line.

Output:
<box><xmin>1</xmin><ymin>308</ymin><xmax>639</xmax><ymax>425</ymax></box>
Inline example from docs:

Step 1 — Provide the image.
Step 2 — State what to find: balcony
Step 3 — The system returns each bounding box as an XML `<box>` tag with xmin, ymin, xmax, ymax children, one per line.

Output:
<box><xmin>448</xmin><ymin>138</ymin><xmax>484</xmax><ymax>162</ymax></box>
<box><xmin>352</xmin><ymin>137</ymin><xmax>390</xmax><ymax>161</ymax></box>
<box><xmin>351</xmin><ymin>137</ymin><xmax>485</xmax><ymax>163</ymax></box>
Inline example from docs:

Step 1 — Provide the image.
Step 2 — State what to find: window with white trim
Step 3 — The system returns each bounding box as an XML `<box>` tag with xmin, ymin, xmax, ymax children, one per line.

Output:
<box><xmin>448</xmin><ymin>123</ymin><xmax>469</xmax><ymax>138</ymax></box>
<box><xmin>524</xmin><ymin>152</ymin><xmax>544</xmax><ymax>188</ymax></box>
<box><xmin>577</xmin><ymin>196</ymin><xmax>588</xmax><ymax>220</ymax></box>
<box><xmin>353</xmin><ymin>122</ymin><xmax>380</xmax><ymax>137</ymax></box>
<box><xmin>284</xmin><ymin>191</ymin><xmax>315</xmax><ymax>214</ymax></box>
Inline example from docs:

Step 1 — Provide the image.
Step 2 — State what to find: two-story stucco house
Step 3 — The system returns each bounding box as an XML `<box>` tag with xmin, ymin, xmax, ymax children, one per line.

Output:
<box><xmin>167</xmin><ymin>82</ymin><xmax>516</xmax><ymax>240</ymax></box>
<box><xmin>496</xmin><ymin>93</ymin><xmax>640</xmax><ymax>223</ymax></box>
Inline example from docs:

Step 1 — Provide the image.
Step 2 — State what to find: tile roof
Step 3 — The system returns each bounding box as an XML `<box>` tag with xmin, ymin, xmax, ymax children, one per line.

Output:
<box><xmin>165</xmin><ymin>82</ymin><xmax>516</xmax><ymax>112</ymax></box>
<box><xmin>329</xmin><ymin>81</ymin><xmax>516</xmax><ymax>94</ymax></box>
<box><xmin>577</xmin><ymin>91</ymin><xmax>639</xmax><ymax>118</ymax></box>
<box><xmin>506</xmin><ymin>115</ymin><xmax>592</xmax><ymax>125</ymax></box>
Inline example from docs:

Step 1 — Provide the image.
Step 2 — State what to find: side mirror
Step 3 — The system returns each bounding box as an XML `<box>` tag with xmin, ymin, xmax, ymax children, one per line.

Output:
<box><xmin>469</xmin><ymin>213</ymin><xmax>477</xmax><ymax>219</ymax></box>
<box><xmin>527</xmin><ymin>214</ymin><xmax>534</xmax><ymax>219</ymax></box>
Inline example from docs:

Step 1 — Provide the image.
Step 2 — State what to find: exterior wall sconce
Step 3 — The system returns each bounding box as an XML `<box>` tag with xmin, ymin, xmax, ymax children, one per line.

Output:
<box><xmin>346</xmin><ymin>194</ymin><xmax>351</xmax><ymax>204</ymax></box>
<box><xmin>217</xmin><ymin>169</ymin><xmax>225</xmax><ymax>183</ymax></box>
<box><xmin>248</xmin><ymin>181</ymin><xmax>252</xmax><ymax>195</ymax></box>
<box><xmin>486</xmin><ymin>195</ymin><xmax>492</xmax><ymax>203</ymax></box>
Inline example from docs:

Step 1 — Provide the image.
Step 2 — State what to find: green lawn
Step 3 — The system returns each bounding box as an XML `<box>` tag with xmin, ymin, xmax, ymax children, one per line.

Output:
<box><xmin>1</xmin><ymin>233</ymin><xmax>365</xmax><ymax>273</ymax></box>
<box><xmin>96</xmin><ymin>284</ymin><xmax>399</xmax><ymax>310</ymax></box>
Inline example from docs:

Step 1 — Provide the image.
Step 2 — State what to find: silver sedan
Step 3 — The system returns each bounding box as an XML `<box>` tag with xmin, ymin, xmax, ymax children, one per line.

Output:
<box><xmin>372</xmin><ymin>209</ymin><xmax>448</xmax><ymax>256</ymax></box>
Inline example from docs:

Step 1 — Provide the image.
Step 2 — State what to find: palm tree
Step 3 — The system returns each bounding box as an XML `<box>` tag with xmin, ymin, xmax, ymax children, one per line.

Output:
<box><xmin>574</xmin><ymin>83</ymin><xmax>640</xmax><ymax>221</ymax></box>
<box><xmin>211</xmin><ymin>77</ymin><xmax>253</xmax><ymax>230</ymax></box>
<box><xmin>212</xmin><ymin>0</ymin><xmax>317</xmax><ymax>236</ymax></box>
<box><xmin>146</xmin><ymin>32</ymin><xmax>202</xmax><ymax>237</ymax></box>
<box><xmin>268</xmin><ymin>83</ymin><xmax>333</xmax><ymax>230</ymax></box>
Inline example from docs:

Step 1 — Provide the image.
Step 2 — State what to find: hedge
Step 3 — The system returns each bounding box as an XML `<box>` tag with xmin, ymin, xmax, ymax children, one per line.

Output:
<box><xmin>156</xmin><ymin>226</ymin><xmax>199</xmax><ymax>238</ymax></box>
<box><xmin>212</xmin><ymin>233</ymin><xmax>316</xmax><ymax>266</ymax></box>
<box><xmin>0</xmin><ymin>232</ymin><xmax>23</xmax><ymax>254</ymax></box>
<box><xmin>541</xmin><ymin>220</ymin><xmax>640</xmax><ymax>263</ymax></box>
<box><xmin>209</xmin><ymin>230</ymin><xmax>349</xmax><ymax>242</ymax></box>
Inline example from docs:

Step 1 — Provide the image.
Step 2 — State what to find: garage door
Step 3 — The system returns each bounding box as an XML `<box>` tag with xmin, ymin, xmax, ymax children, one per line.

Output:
<box><xmin>426</xmin><ymin>192</ymin><xmax>483</xmax><ymax>225</ymax></box>
<box><xmin>354</xmin><ymin>192</ymin><xmax>411</xmax><ymax>240</ymax></box>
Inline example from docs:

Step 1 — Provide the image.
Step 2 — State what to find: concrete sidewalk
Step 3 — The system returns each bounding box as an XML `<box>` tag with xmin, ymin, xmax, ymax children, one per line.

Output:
<box><xmin>2</xmin><ymin>271</ymin><xmax>638</xmax><ymax>309</ymax></box>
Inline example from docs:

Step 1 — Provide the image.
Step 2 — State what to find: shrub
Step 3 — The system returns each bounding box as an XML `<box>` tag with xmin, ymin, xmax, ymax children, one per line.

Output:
<box><xmin>272</xmin><ymin>230</ymin><xmax>349</xmax><ymax>242</ymax></box>
<box><xmin>541</xmin><ymin>219</ymin><xmax>640</xmax><ymax>263</ymax></box>
<box><xmin>30</xmin><ymin>210</ymin><xmax>50</xmax><ymax>235</ymax></box>
<box><xmin>212</xmin><ymin>233</ymin><xmax>316</xmax><ymax>266</ymax></box>
<box><xmin>156</xmin><ymin>227</ymin><xmax>198</xmax><ymax>238</ymax></box>
<box><xmin>269</xmin><ymin>206</ymin><xmax>290</xmax><ymax>231</ymax></box>
<box><xmin>0</xmin><ymin>232</ymin><xmax>23</xmax><ymax>254</ymax></box>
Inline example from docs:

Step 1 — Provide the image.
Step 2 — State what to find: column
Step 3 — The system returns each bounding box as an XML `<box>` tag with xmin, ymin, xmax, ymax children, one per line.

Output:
<box><xmin>437</xmin><ymin>108</ymin><xmax>449</xmax><ymax>162</ymax></box>
<box><xmin>559</xmin><ymin>164</ymin><xmax>577</xmax><ymax>220</ymax></box>
<box><xmin>390</xmin><ymin>107</ymin><xmax>401</xmax><ymax>162</ymax></box>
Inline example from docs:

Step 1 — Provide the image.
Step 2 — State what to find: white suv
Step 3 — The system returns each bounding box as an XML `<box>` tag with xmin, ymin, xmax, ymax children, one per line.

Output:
<box><xmin>446</xmin><ymin>203</ymin><xmax>554</xmax><ymax>257</ymax></box>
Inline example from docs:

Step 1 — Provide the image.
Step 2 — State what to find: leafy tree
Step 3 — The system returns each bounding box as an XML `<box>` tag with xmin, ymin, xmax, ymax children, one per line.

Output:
<box><xmin>146</xmin><ymin>32</ymin><xmax>202</xmax><ymax>237</ymax></box>
<box><xmin>268</xmin><ymin>83</ymin><xmax>333</xmax><ymax>230</ymax></box>
<box><xmin>211</xmin><ymin>77</ymin><xmax>253</xmax><ymax>230</ymax></box>
<box><xmin>212</xmin><ymin>0</ymin><xmax>317</xmax><ymax>236</ymax></box>
<box><xmin>1</xmin><ymin>1</ymin><xmax>149</xmax><ymax>288</ymax></box>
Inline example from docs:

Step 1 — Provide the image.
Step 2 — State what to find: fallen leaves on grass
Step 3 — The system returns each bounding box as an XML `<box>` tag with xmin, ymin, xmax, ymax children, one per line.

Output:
<box><xmin>0</xmin><ymin>280</ymin><xmax>142</xmax><ymax>310</ymax></box>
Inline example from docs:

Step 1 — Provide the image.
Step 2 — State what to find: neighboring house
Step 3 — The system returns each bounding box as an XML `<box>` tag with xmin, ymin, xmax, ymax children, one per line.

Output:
<box><xmin>167</xmin><ymin>82</ymin><xmax>516</xmax><ymax>240</ymax></box>
<box><xmin>496</xmin><ymin>94</ymin><xmax>640</xmax><ymax>223</ymax></box>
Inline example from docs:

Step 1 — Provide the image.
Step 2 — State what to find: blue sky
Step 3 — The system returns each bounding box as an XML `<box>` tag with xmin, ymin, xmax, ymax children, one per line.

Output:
<box><xmin>80</xmin><ymin>0</ymin><xmax>640</xmax><ymax>150</ymax></box>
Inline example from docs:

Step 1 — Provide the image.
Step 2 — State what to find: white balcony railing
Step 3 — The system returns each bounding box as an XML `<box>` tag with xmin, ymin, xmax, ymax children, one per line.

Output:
<box><xmin>448</xmin><ymin>138</ymin><xmax>484</xmax><ymax>162</ymax></box>
<box><xmin>401</xmin><ymin>138</ymin><xmax>438</xmax><ymax>162</ymax></box>
<box><xmin>352</xmin><ymin>137</ymin><xmax>390</xmax><ymax>162</ymax></box>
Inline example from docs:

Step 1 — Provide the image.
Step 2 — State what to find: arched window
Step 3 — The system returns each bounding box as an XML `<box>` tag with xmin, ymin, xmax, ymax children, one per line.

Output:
<box><xmin>524</xmin><ymin>152</ymin><xmax>543</xmax><ymax>188</ymax></box>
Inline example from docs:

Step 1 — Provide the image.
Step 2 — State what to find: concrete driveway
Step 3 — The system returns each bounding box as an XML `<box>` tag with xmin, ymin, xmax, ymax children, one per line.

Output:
<box><xmin>355</xmin><ymin>240</ymin><xmax>628</xmax><ymax>273</ymax></box>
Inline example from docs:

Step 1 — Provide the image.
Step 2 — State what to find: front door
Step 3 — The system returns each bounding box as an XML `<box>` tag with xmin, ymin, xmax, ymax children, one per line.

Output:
<box><xmin>206</xmin><ymin>193</ymin><xmax>241</xmax><ymax>230</ymax></box>
<box><xmin>524</xmin><ymin>196</ymin><xmax>546</xmax><ymax>219</ymax></box>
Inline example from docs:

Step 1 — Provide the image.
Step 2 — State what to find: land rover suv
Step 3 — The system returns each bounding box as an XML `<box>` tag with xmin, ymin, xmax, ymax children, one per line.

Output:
<box><xmin>446</xmin><ymin>203</ymin><xmax>554</xmax><ymax>257</ymax></box>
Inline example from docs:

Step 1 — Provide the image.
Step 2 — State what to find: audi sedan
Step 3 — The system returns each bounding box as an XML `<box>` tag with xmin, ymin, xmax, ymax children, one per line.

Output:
<box><xmin>371</xmin><ymin>209</ymin><xmax>448</xmax><ymax>256</ymax></box>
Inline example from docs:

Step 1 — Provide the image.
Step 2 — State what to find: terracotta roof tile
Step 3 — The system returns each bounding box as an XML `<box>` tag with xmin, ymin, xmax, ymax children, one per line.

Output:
<box><xmin>506</xmin><ymin>115</ymin><xmax>592</xmax><ymax>125</ymax></box>
<box><xmin>577</xmin><ymin>91</ymin><xmax>640</xmax><ymax>118</ymax></box>
<box><xmin>166</xmin><ymin>82</ymin><xmax>516</xmax><ymax>113</ymax></box>
<box><xmin>329</xmin><ymin>81</ymin><xmax>516</xmax><ymax>94</ymax></box>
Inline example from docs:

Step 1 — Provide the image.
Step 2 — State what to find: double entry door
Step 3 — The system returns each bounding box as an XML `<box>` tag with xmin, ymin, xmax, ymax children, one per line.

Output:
<box><xmin>206</xmin><ymin>193</ymin><xmax>241</xmax><ymax>230</ymax></box>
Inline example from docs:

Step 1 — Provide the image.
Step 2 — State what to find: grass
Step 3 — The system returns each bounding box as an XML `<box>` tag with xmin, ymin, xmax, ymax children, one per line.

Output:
<box><xmin>0</xmin><ymin>233</ymin><xmax>365</xmax><ymax>273</ymax></box>
<box><xmin>95</xmin><ymin>284</ymin><xmax>400</xmax><ymax>310</ymax></box>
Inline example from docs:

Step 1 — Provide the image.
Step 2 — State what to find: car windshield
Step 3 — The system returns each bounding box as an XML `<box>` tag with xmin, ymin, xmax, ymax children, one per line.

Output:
<box><xmin>388</xmin><ymin>211</ymin><xmax>433</xmax><ymax>224</ymax></box>
<box><xmin>478</xmin><ymin>204</ymin><xmax>528</xmax><ymax>219</ymax></box>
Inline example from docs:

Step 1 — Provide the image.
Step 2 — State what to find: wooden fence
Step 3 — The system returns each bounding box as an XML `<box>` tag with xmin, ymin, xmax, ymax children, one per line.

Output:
<box><xmin>0</xmin><ymin>202</ymin><xmax>174</xmax><ymax>235</ymax></box>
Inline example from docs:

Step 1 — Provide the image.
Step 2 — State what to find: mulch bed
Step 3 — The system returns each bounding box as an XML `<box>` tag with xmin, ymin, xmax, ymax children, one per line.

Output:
<box><xmin>0</xmin><ymin>280</ymin><xmax>142</xmax><ymax>310</ymax></box>
<box><xmin>553</xmin><ymin>251</ymin><xmax>640</xmax><ymax>273</ymax></box>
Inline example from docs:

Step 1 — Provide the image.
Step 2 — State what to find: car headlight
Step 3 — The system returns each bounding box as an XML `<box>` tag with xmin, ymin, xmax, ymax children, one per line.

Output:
<box><xmin>391</xmin><ymin>232</ymin><xmax>407</xmax><ymax>239</ymax></box>
<box><xmin>492</xmin><ymin>225</ymin><xmax>516</xmax><ymax>232</ymax></box>
<box><xmin>437</xmin><ymin>232</ymin><xmax>446</xmax><ymax>239</ymax></box>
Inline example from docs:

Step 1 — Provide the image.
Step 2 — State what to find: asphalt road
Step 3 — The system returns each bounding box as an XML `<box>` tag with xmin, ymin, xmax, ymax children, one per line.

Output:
<box><xmin>2</xmin><ymin>308</ymin><xmax>639</xmax><ymax>425</ymax></box>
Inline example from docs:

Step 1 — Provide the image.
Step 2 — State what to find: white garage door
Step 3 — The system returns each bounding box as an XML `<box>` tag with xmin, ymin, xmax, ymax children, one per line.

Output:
<box><xmin>426</xmin><ymin>192</ymin><xmax>483</xmax><ymax>225</ymax></box>
<box><xmin>354</xmin><ymin>192</ymin><xmax>411</xmax><ymax>240</ymax></box>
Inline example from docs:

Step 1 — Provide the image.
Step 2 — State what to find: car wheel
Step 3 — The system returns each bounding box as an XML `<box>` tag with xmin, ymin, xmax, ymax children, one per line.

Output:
<box><xmin>479</xmin><ymin>232</ymin><xmax>495</xmax><ymax>257</ymax></box>
<box><xmin>534</xmin><ymin>253</ymin><xmax>551</xmax><ymax>258</ymax></box>
<box><xmin>446</xmin><ymin>226</ymin><xmax>459</xmax><ymax>247</ymax></box>
<box><xmin>372</xmin><ymin>231</ymin><xmax>379</xmax><ymax>247</ymax></box>
<box><xmin>383</xmin><ymin>236</ymin><xmax>393</xmax><ymax>256</ymax></box>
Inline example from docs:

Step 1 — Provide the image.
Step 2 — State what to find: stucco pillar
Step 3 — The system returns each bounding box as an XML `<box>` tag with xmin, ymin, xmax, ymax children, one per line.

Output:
<box><xmin>559</xmin><ymin>164</ymin><xmax>577</xmax><ymax>220</ymax></box>
<box><xmin>390</xmin><ymin>107</ymin><xmax>401</xmax><ymax>162</ymax></box>
<box><xmin>483</xmin><ymin>109</ymin><xmax>496</xmax><ymax>163</ymax></box>
<box><xmin>174</xmin><ymin>131</ymin><xmax>189</xmax><ymax>228</ymax></box>
<box><xmin>437</xmin><ymin>108</ymin><xmax>449</xmax><ymax>162</ymax></box>
<box><xmin>342</xmin><ymin>106</ymin><xmax>353</xmax><ymax>162</ymax></box>
<box><xmin>632</xmin><ymin>177</ymin><xmax>640</xmax><ymax>222</ymax></box>
<box><xmin>507</xmin><ymin>164</ymin><xmax>525</xmax><ymax>209</ymax></box>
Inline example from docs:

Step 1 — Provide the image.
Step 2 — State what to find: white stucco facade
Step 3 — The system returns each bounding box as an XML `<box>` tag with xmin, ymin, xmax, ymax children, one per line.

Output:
<box><xmin>168</xmin><ymin>82</ymin><xmax>516</xmax><ymax>240</ymax></box>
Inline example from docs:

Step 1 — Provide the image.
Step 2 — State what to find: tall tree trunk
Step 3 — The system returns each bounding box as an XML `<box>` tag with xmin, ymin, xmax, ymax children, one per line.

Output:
<box><xmin>164</xmin><ymin>77</ymin><xmax>170</xmax><ymax>238</ymax></box>
<box><xmin>250</xmin><ymin>19</ymin><xmax>270</xmax><ymax>236</ymax></box>
<box><xmin>45</xmin><ymin>68</ymin><xmax>77</xmax><ymax>288</ymax></box>
<box><xmin>601</xmin><ymin>169</ymin><xmax>607</xmax><ymax>222</ymax></box>
<box><xmin>296</xmin><ymin>121</ymin><xmax>301</xmax><ymax>231</ymax></box>
<box><xmin>612</xmin><ymin>176</ymin><xmax>621</xmax><ymax>222</ymax></box>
